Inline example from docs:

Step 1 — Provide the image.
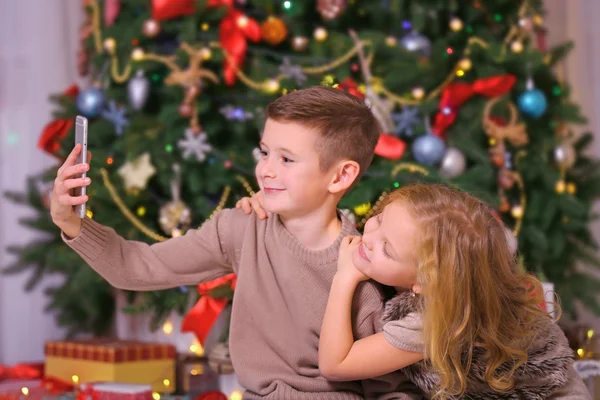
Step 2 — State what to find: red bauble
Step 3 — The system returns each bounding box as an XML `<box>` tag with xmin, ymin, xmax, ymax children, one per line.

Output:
<box><xmin>151</xmin><ymin>0</ymin><xmax>195</xmax><ymax>21</ymax></box>
<box><xmin>194</xmin><ymin>391</ymin><xmax>227</xmax><ymax>400</ymax></box>
<box><xmin>374</xmin><ymin>134</ymin><xmax>406</xmax><ymax>161</ymax></box>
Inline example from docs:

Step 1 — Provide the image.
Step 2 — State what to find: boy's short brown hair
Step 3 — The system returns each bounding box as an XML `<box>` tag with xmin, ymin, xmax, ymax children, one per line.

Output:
<box><xmin>265</xmin><ymin>86</ymin><xmax>380</xmax><ymax>176</ymax></box>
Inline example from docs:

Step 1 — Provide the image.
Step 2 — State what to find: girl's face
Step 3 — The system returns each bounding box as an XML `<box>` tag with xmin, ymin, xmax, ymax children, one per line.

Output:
<box><xmin>351</xmin><ymin>201</ymin><xmax>421</xmax><ymax>293</ymax></box>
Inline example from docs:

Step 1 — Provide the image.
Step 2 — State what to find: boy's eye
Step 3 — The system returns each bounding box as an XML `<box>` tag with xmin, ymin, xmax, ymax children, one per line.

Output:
<box><xmin>260</xmin><ymin>150</ymin><xmax>268</xmax><ymax>157</ymax></box>
<box><xmin>282</xmin><ymin>157</ymin><xmax>293</xmax><ymax>163</ymax></box>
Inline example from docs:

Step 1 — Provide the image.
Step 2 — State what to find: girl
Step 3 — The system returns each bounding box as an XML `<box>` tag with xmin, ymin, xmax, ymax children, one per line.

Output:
<box><xmin>237</xmin><ymin>184</ymin><xmax>588</xmax><ymax>399</ymax></box>
<box><xmin>318</xmin><ymin>184</ymin><xmax>588</xmax><ymax>399</ymax></box>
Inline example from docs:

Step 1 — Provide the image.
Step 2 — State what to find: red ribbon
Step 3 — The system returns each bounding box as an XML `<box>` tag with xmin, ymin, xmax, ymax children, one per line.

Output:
<box><xmin>432</xmin><ymin>74</ymin><xmax>516</xmax><ymax>138</ymax></box>
<box><xmin>209</xmin><ymin>1</ymin><xmax>261</xmax><ymax>86</ymax></box>
<box><xmin>181</xmin><ymin>273</ymin><xmax>237</xmax><ymax>345</ymax></box>
<box><xmin>0</xmin><ymin>364</ymin><xmax>43</xmax><ymax>381</ymax></box>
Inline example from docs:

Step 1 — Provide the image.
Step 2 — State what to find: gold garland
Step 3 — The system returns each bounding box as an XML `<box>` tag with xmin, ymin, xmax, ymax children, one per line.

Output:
<box><xmin>100</xmin><ymin>168</ymin><xmax>255</xmax><ymax>242</ymax></box>
<box><xmin>88</xmin><ymin>0</ymin><xmax>545</xmax><ymax>107</ymax></box>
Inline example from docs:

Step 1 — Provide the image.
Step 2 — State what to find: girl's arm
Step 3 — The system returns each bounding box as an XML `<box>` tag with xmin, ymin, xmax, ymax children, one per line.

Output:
<box><xmin>318</xmin><ymin>268</ymin><xmax>423</xmax><ymax>381</ymax></box>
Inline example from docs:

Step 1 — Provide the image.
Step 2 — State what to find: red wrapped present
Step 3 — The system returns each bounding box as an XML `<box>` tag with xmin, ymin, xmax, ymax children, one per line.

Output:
<box><xmin>80</xmin><ymin>382</ymin><xmax>152</xmax><ymax>400</ymax></box>
<box><xmin>0</xmin><ymin>379</ymin><xmax>49</xmax><ymax>400</ymax></box>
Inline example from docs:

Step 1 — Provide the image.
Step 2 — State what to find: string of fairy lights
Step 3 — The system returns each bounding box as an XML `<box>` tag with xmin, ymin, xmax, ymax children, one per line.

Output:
<box><xmin>81</xmin><ymin>0</ymin><xmax>569</xmax><ymax>241</ymax></box>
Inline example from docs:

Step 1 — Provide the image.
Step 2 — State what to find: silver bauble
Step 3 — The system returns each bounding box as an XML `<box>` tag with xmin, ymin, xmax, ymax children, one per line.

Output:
<box><xmin>439</xmin><ymin>147</ymin><xmax>466</xmax><ymax>179</ymax></box>
<box><xmin>127</xmin><ymin>70</ymin><xmax>150</xmax><ymax>111</ymax></box>
<box><xmin>553</xmin><ymin>142</ymin><xmax>576</xmax><ymax>169</ymax></box>
<box><xmin>400</xmin><ymin>30</ymin><xmax>431</xmax><ymax>58</ymax></box>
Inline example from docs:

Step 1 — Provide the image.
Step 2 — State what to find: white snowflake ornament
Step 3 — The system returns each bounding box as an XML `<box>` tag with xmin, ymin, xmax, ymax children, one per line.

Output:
<box><xmin>178</xmin><ymin>128</ymin><xmax>212</xmax><ymax>162</ymax></box>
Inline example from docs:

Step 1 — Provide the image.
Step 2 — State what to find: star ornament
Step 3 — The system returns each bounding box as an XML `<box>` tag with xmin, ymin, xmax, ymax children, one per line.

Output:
<box><xmin>117</xmin><ymin>152</ymin><xmax>156</xmax><ymax>190</ymax></box>
<box><xmin>102</xmin><ymin>100</ymin><xmax>129</xmax><ymax>136</ymax></box>
<box><xmin>178</xmin><ymin>128</ymin><xmax>212</xmax><ymax>162</ymax></box>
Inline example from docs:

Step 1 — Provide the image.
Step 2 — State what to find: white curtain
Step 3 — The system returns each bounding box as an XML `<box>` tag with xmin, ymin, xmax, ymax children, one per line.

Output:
<box><xmin>545</xmin><ymin>0</ymin><xmax>600</xmax><ymax>331</ymax></box>
<box><xmin>0</xmin><ymin>0</ymin><xmax>83</xmax><ymax>363</ymax></box>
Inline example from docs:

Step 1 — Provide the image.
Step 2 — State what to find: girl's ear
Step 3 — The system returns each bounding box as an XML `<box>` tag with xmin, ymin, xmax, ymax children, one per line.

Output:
<box><xmin>412</xmin><ymin>283</ymin><xmax>422</xmax><ymax>295</ymax></box>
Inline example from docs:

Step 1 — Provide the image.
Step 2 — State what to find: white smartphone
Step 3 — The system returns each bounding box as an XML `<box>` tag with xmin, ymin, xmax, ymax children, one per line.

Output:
<box><xmin>74</xmin><ymin>115</ymin><xmax>88</xmax><ymax>219</ymax></box>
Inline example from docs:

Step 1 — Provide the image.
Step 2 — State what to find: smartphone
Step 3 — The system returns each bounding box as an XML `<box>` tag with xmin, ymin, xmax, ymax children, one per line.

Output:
<box><xmin>74</xmin><ymin>115</ymin><xmax>88</xmax><ymax>219</ymax></box>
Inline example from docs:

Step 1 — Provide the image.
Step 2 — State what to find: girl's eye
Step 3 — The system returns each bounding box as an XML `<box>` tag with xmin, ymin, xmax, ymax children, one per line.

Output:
<box><xmin>260</xmin><ymin>150</ymin><xmax>268</xmax><ymax>156</ymax></box>
<box><xmin>282</xmin><ymin>157</ymin><xmax>294</xmax><ymax>163</ymax></box>
<box><xmin>382</xmin><ymin>245</ymin><xmax>392</xmax><ymax>259</ymax></box>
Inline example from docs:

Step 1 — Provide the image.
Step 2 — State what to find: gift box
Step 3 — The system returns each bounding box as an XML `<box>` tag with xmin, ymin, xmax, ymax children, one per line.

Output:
<box><xmin>0</xmin><ymin>379</ymin><xmax>49</xmax><ymax>400</ymax></box>
<box><xmin>81</xmin><ymin>382</ymin><xmax>152</xmax><ymax>400</ymax></box>
<box><xmin>45</xmin><ymin>339</ymin><xmax>176</xmax><ymax>393</ymax></box>
<box><xmin>175</xmin><ymin>354</ymin><xmax>220</xmax><ymax>395</ymax></box>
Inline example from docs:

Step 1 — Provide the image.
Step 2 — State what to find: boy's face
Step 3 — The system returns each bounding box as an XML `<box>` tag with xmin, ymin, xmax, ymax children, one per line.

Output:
<box><xmin>255</xmin><ymin>119</ymin><xmax>335</xmax><ymax>217</ymax></box>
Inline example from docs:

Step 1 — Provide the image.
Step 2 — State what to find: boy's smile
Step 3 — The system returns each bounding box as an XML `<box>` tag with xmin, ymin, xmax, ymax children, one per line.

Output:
<box><xmin>255</xmin><ymin>118</ymin><xmax>336</xmax><ymax>218</ymax></box>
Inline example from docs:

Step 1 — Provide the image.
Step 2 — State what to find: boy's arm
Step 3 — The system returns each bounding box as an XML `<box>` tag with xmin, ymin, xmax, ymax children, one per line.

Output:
<box><xmin>353</xmin><ymin>282</ymin><xmax>424</xmax><ymax>400</ymax></box>
<box><xmin>62</xmin><ymin>209</ymin><xmax>244</xmax><ymax>290</ymax></box>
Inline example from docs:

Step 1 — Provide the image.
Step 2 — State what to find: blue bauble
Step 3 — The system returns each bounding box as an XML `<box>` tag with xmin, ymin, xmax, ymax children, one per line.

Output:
<box><xmin>517</xmin><ymin>88</ymin><xmax>547</xmax><ymax>118</ymax></box>
<box><xmin>412</xmin><ymin>133</ymin><xmax>446</xmax><ymax>166</ymax></box>
<box><xmin>76</xmin><ymin>87</ymin><xmax>107</xmax><ymax>118</ymax></box>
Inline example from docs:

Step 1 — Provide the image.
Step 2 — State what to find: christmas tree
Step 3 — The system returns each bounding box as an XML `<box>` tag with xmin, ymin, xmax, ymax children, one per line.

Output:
<box><xmin>4</xmin><ymin>0</ymin><xmax>600</xmax><ymax>338</ymax></box>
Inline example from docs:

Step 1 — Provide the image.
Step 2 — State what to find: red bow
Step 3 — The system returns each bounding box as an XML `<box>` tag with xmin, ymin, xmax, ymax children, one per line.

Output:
<box><xmin>37</xmin><ymin>84</ymin><xmax>80</xmax><ymax>157</ymax></box>
<box><xmin>181</xmin><ymin>274</ymin><xmax>237</xmax><ymax>345</ymax></box>
<box><xmin>0</xmin><ymin>363</ymin><xmax>43</xmax><ymax>381</ymax></box>
<box><xmin>208</xmin><ymin>0</ymin><xmax>261</xmax><ymax>86</ymax></box>
<box><xmin>76</xmin><ymin>385</ymin><xmax>99</xmax><ymax>400</ymax></box>
<box><xmin>432</xmin><ymin>74</ymin><xmax>516</xmax><ymax>138</ymax></box>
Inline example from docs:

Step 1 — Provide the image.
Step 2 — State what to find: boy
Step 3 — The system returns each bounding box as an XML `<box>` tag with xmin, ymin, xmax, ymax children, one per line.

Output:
<box><xmin>50</xmin><ymin>87</ymin><xmax>422</xmax><ymax>399</ymax></box>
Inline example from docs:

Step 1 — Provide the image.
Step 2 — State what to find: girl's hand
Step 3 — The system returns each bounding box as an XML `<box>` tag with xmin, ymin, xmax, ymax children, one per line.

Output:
<box><xmin>337</xmin><ymin>236</ymin><xmax>369</xmax><ymax>283</ymax></box>
<box><xmin>235</xmin><ymin>191</ymin><xmax>269</xmax><ymax>220</ymax></box>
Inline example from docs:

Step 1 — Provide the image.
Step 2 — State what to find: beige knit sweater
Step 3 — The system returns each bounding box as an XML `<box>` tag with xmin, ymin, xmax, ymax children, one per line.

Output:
<box><xmin>63</xmin><ymin>209</ymin><xmax>423</xmax><ymax>400</ymax></box>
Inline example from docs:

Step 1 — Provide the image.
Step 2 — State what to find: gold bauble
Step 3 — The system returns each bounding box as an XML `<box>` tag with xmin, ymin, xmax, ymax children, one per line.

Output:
<box><xmin>103</xmin><ymin>38</ymin><xmax>116</xmax><ymax>54</ymax></box>
<box><xmin>353</xmin><ymin>202</ymin><xmax>371</xmax><ymax>217</ymax></box>
<box><xmin>158</xmin><ymin>200</ymin><xmax>192</xmax><ymax>236</ymax></box>
<box><xmin>511</xmin><ymin>41</ymin><xmax>524</xmax><ymax>53</ymax></box>
<box><xmin>264</xmin><ymin>79</ymin><xmax>280</xmax><ymax>93</ymax></box>
<box><xmin>567</xmin><ymin>182</ymin><xmax>577</xmax><ymax>195</ymax></box>
<box><xmin>458</xmin><ymin>58</ymin><xmax>472</xmax><ymax>71</ymax></box>
<box><xmin>200</xmin><ymin>47</ymin><xmax>212</xmax><ymax>61</ymax></box>
<box><xmin>385</xmin><ymin>36</ymin><xmax>397</xmax><ymax>47</ymax></box>
<box><xmin>511</xmin><ymin>205</ymin><xmax>524</xmax><ymax>219</ymax></box>
<box><xmin>449</xmin><ymin>17</ymin><xmax>463</xmax><ymax>32</ymax></box>
<box><xmin>314</xmin><ymin>27</ymin><xmax>328</xmax><ymax>42</ymax></box>
<box><xmin>260</xmin><ymin>16</ymin><xmax>288</xmax><ymax>46</ymax></box>
<box><xmin>131</xmin><ymin>48</ymin><xmax>145</xmax><ymax>61</ymax></box>
<box><xmin>412</xmin><ymin>87</ymin><xmax>425</xmax><ymax>100</ymax></box>
<box><xmin>555</xmin><ymin>180</ymin><xmax>566</xmax><ymax>194</ymax></box>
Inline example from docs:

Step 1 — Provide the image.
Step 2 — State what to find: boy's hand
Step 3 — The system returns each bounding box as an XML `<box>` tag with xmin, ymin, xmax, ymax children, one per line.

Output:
<box><xmin>337</xmin><ymin>236</ymin><xmax>369</xmax><ymax>283</ymax></box>
<box><xmin>235</xmin><ymin>191</ymin><xmax>269</xmax><ymax>220</ymax></box>
<box><xmin>50</xmin><ymin>144</ymin><xmax>92</xmax><ymax>238</ymax></box>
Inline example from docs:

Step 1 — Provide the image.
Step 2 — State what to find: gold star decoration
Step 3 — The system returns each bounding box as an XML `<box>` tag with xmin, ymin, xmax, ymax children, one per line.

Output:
<box><xmin>117</xmin><ymin>152</ymin><xmax>156</xmax><ymax>190</ymax></box>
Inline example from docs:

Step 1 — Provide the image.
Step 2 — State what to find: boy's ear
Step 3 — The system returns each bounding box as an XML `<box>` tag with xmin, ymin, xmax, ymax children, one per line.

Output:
<box><xmin>328</xmin><ymin>160</ymin><xmax>360</xmax><ymax>194</ymax></box>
